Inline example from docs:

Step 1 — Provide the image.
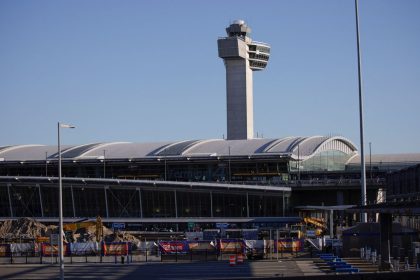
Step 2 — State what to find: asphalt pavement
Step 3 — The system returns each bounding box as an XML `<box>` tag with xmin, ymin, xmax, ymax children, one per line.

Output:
<box><xmin>0</xmin><ymin>260</ymin><xmax>324</xmax><ymax>280</ymax></box>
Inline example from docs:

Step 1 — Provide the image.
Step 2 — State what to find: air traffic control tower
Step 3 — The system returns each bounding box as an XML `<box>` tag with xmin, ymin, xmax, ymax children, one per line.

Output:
<box><xmin>218</xmin><ymin>20</ymin><xmax>270</xmax><ymax>140</ymax></box>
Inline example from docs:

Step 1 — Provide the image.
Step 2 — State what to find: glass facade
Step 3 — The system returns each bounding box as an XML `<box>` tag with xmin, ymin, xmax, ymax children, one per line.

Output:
<box><xmin>40</xmin><ymin>186</ymin><xmax>73</xmax><ymax>217</ymax></box>
<box><xmin>73</xmin><ymin>187</ymin><xmax>107</xmax><ymax>217</ymax></box>
<box><xmin>0</xmin><ymin>183</ymin><xmax>287</xmax><ymax>219</ymax></box>
<box><xmin>0</xmin><ymin>186</ymin><xmax>10</xmax><ymax>217</ymax></box>
<box><xmin>212</xmin><ymin>193</ymin><xmax>247</xmax><ymax>217</ymax></box>
<box><xmin>107</xmin><ymin>188</ymin><xmax>141</xmax><ymax>217</ymax></box>
<box><xmin>248</xmin><ymin>194</ymin><xmax>283</xmax><ymax>217</ymax></box>
<box><xmin>9</xmin><ymin>185</ymin><xmax>42</xmax><ymax>217</ymax></box>
<box><xmin>176</xmin><ymin>191</ymin><xmax>211</xmax><ymax>217</ymax></box>
<box><xmin>0</xmin><ymin>159</ymin><xmax>289</xmax><ymax>184</ymax></box>
<box><xmin>141</xmin><ymin>190</ymin><xmax>176</xmax><ymax>218</ymax></box>
<box><xmin>290</xmin><ymin>150</ymin><xmax>352</xmax><ymax>172</ymax></box>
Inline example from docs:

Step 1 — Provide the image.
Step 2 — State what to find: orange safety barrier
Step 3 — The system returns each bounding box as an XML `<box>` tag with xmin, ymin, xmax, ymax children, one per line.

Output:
<box><xmin>236</xmin><ymin>254</ymin><xmax>243</xmax><ymax>264</ymax></box>
<box><xmin>229</xmin><ymin>255</ymin><xmax>236</xmax><ymax>266</ymax></box>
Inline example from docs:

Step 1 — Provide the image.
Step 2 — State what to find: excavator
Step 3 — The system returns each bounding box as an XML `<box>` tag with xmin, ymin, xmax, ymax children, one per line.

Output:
<box><xmin>289</xmin><ymin>217</ymin><xmax>327</xmax><ymax>239</ymax></box>
<box><xmin>63</xmin><ymin>216</ymin><xmax>103</xmax><ymax>242</ymax></box>
<box><xmin>303</xmin><ymin>217</ymin><xmax>327</xmax><ymax>236</ymax></box>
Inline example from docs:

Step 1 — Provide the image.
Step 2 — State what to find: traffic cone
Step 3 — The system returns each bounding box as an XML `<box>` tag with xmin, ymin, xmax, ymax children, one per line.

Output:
<box><xmin>237</xmin><ymin>254</ymin><xmax>243</xmax><ymax>264</ymax></box>
<box><xmin>229</xmin><ymin>255</ymin><xmax>236</xmax><ymax>266</ymax></box>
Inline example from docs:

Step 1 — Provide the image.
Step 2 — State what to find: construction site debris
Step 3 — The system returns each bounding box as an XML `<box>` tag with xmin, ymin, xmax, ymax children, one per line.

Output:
<box><xmin>0</xmin><ymin>217</ymin><xmax>140</xmax><ymax>245</ymax></box>
<box><xmin>0</xmin><ymin>217</ymin><xmax>55</xmax><ymax>240</ymax></box>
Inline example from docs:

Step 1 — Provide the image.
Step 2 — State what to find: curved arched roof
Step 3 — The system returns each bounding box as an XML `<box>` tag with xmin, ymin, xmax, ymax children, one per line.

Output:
<box><xmin>0</xmin><ymin>136</ymin><xmax>357</xmax><ymax>162</ymax></box>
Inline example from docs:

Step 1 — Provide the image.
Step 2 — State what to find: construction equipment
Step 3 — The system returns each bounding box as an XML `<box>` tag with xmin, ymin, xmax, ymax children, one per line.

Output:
<box><xmin>63</xmin><ymin>216</ymin><xmax>103</xmax><ymax>242</ymax></box>
<box><xmin>290</xmin><ymin>224</ymin><xmax>306</xmax><ymax>239</ymax></box>
<box><xmin>304</xmin><ymin>217</ymin><xmax>327</xmax><ymax>229</ymax></box>
<box><xmin>304</xmin><ymin>217</ymin><xmax>326</xmax><ymax>236</ymax></box>
<box><xmin>289</xmin><ymin>217</ymin><xmax>327</xmax><ymax>239</ymax></box>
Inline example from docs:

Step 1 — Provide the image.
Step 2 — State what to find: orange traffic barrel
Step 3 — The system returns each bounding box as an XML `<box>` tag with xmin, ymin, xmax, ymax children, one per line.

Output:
<box><xmin>229</xmin><ymin>255</ymin><xmax>236</xmax><ymax>266</ymax></box>
<box><xmin>237</xmin><ymin>254</ymin><xmax>244</xmax><ymax>264</ymax></box>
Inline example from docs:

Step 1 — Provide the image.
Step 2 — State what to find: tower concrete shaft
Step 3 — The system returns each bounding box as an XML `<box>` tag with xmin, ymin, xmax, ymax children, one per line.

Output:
<box><xmin>218</xmin><ymin>20</ymin><xmax>270</xmax><ymax>140</ymax></box>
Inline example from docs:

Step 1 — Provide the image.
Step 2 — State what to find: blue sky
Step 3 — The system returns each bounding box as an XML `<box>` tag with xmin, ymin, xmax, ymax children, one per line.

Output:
<box><xmin>1</xmin><ymin>0</ymin><xmax>419</xmax><ymax>154</ymax></box>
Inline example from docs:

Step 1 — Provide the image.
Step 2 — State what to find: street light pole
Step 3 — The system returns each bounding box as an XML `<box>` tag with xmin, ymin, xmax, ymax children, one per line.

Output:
<box><xmin>355</xmin><ymin>0</ymin><xmax>367</xmax><ymax>222</ymax></box>
<box><xmin>58</xmin><ymin>122</ymin><xmax>75</xmax><ymax>280</ymax></box>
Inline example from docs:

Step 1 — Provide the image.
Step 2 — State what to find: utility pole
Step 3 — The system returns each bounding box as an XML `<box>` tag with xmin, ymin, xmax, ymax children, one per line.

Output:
<box><xmin>355</xmin><ymin>0</ymin><xmax>367</xmax><ymax>222</ymax></box>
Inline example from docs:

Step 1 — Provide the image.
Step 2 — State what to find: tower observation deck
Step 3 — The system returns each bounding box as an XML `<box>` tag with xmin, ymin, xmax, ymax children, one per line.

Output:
<box><xmin>218</xmin><ymin>20</ymin><xmax>270</xmax><ymax>140</ymax></box>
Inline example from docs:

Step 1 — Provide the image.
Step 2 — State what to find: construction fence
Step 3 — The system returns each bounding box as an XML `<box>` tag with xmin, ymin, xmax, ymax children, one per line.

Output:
<box><xmin>0</xmin><ymin>238</ymin><xmax>305</xmax><ymax>264</ymax></box>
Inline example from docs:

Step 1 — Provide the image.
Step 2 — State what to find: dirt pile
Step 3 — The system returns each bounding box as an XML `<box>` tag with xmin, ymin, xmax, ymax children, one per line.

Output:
<box><xmin>0</xmin><ymin>217</ymin><xmax>54</xmax><ymax>239</ymax></box>
<box><xmin>68</xmin><ymin>224</ymin><xmax>139</xmax><ymax>244</ymax></box>
<box><xmin>104</xmin><ymin>231</ymin><xmax>140</xmax><ymax>244</ymax></box>
<box><xmin>0</xmin><ymin>218</ymin><xmax>139</xmax><ymax>244</ymax></box>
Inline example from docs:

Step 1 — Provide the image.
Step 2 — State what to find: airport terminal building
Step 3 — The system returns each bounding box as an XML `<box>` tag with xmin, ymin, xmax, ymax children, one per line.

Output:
<box><xmin>1</xmin><ymin>136</ymin><xmax>414</xmax><ymax>231</ymax></box>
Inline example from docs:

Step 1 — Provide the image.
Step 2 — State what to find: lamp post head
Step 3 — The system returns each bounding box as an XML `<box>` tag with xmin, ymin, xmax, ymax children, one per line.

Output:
<box><xmin>59</xmin><ymin>123</ymin><xmax>76</xmax><ymax>129</ymax></box>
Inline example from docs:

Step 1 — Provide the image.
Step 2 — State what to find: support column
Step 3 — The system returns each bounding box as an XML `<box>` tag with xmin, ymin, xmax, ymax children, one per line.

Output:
<box><xmin>329</xmin><ymin>210</ymin><xmax>334</xmax><ymax>238</ymax></box>
<box><xmin>210</xmin><ymin>191</ymin><xmax>213</xmax><ymax>218</ymax></box>
<box><xmin>246</xmin><ymin>192</ymin><xmax>250</xmax><ymax>217</ymax></box>
<box><xmin>70</xmin><ymin>185</ymin><xmax>76</xmax><ymax>218</ymax></box>
<box><xmin>174</xmin><ymin>190</ymin><xmax>178</xmax><ymax>218</ymax></box>
<box><xmin>37</xmin><ymin>184</ymin><xmax>44</xmax><ymax>217</ymax></box>
<box><xmin>104</xmin><ymin>187</ymin><xmax>109</xmax><ymax>218</ymax></box>
<box><xmin>137</xmin><ymin>188</ymin><xmax>143</xmax><ymax>218</ymax></box>
<box><xmin>282</xmin><ymin>191</ymin><xmax>285</xmax><ymax>216</ymax></box>
<box><xmin>337</xmin><ymin>191</ymin><xmax>344</xmax><ymax>224</ymax></box>
<box><xmin>380</xmin><ymin>213</ymin><xmax>393</xmax><ymax>270</ymax></box>
<box><xmin>7</xmin><ymin>183</ymin><xmax>13</xmax><ymax>217</ymax></box>
<box><xmin>337</xmin><ymin>191</ymin><xmax>344</xmax><ymax>205</ymax></box>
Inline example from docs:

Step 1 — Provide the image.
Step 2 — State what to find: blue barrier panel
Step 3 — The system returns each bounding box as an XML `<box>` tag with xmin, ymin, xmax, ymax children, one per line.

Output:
<box><xmin>321</xmin><ymin>257</ymin><xmax>340</xmax><ymax>261</ymax></box>
<box><xmin>327</xmin><ymin>261</ymin><xmax>347</xmax><ymax>266</ymax></box>
<box><xmin>327</xmin><ymin>258</ymin><xmax>342</xmax><ymax>262</ymax></box>
<box><xmin>332</xmin><ymin>265</ymin><xmax>352</xmax><ymax>269</ymax></box>
<box><xmin>335</xmin><ymin>268</ymin><xmax>359</xmax><ymax>273</ymax></box>
<box><xmin>318</xmin><ymin>253</ymin><xmax>334</xmax><ymax>257</ymax></box>
<box><xmin>320</xmin><ymin>256</ymin><xmax>337</xmax><ymax>260</ymax></box>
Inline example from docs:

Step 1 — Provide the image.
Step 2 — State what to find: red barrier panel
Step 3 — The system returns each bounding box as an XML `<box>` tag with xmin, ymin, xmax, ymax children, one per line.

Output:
<box><xmin>0</xmin><ymin>244</ymin><xmax>10</xmax><ymax>257</ymax></box>
<box><xmin>102</xmin><ymin>242</ymin><xmax>129</xmax><ymax>256</ymax></box>
<box><xmin>275</xmin><ymin>239</ymin><xmax>304</xmax><ymax>252</ymax></box>
<box><xmin>219</xmin><ymin>239</ymin><xmax>245</xmax><ymax>254</ymax></box>
<box><xmin>41</xmin><ymin>243</ymin><xmax>70</xmax><ymax>256</ymax></box>
<box><xmin>159</xmin><ymin>241</ymin><xmax>189</xmax><ymax>255</ymax></box>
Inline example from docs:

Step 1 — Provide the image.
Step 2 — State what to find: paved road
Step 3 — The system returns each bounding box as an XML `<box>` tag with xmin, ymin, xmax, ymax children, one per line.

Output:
<box><xmin>0</xmin><ymin>260</ymin><xmax>324</xmax><ymax>280</ymax></box>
